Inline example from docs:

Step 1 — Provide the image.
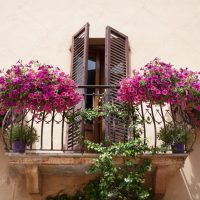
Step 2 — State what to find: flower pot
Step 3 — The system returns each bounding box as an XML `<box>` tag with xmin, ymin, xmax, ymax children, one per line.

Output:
<box><xmin>13</xmin><ymin>140</ymin><xmax>26</xmax><ymax>153</ymax></box>
<box><xmin>171</xmin><ymin>143</ymin><xmax>185</xmax><ymax>153</ymax></box>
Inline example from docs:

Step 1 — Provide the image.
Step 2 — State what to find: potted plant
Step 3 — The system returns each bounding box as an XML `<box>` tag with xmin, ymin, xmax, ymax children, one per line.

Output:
<box><xmin>10</xmin><ymin>124</ymin><xmax>39</xmax><ymax>153</ymax></box>
<box><xmin>157</xmin><ymin>123</ymin><xmax>194</xmax><ymax>153</ymax></box>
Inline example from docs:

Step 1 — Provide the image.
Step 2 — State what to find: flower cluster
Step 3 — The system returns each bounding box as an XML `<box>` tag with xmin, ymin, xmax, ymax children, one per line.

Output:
<box><xmin>118</xmin><ymin>58</ymin><xmax>182</xmax><ymax>105</ymax></box>
<box><xmin>117</xmin><ymin>72</ymin><xmax>148</xmax><ymax>104</ymax></box>
<box><xmin>117</xmin><ymin>58</ymin><xmax>200</xmax><ymax>109</ymax></box>
<box><xmin>175</xmin><ymin>68</ymin><xmax>200</xmax><ymax>111</ymax></box>
<box><xmin>0</xmin><ymin>61</ymin><xmax>82</xmax><ymax>115</ymax></box>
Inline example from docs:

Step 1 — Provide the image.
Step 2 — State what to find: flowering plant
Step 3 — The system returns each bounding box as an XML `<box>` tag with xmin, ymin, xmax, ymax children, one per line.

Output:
<box><xmin>175</xmin><ymin>69</ymin><xmax>200</xmax><ymax>126</ymax></box>
<box><xmin>27</xmin><ymin>61</ymin><xmax>82</xmax><ymax>114</ymax></box>
<box><xmin>0</xmin><ymin>61</ymin><xmax>82</xmax><ymax>116</ymax></box>
<box><xmin>117</xmin><ymin>58</ymin><xmax>182</xmax><ymax>105</ymax></box>
<box><xmin>175</xmin><ymin>69</ymin><xmax>200</xmax><ymax>110</ymax></box>
<box><xmin>117</xmin><ymin>58</ymin><xmax>200</xmax><ymax>127</ymax></box>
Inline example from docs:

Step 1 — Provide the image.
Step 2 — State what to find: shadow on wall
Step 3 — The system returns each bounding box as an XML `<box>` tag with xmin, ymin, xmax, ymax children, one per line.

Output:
<box><xmin>164</xmin><ymin>129</ymin><xmax>200</xmax><ymax>200</ymax></box>
<box><xmin>42</xmin><ymin>175</ymin><xmax>96</xmax><ymax>199</ymax></box>
<box><xmin>0</xmin><ymin>138</ymin><xmax>97</xmax><ymax>200</ymax></box>
<box><xmin>0</xmin><ymin>139</ymin><xmax>31</xmax><ymax>200</ymax></box>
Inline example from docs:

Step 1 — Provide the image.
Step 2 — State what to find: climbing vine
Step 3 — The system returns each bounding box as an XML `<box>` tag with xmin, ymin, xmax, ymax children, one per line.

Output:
<box><xmin>46</xmin><ymin>138</ymin><xmax>163</xmax><ymax>200</ymax></box>
<box><xmin>46</xmin><ymin>103</ymin><xmax>161</xmax><ymax>200</ymax></box>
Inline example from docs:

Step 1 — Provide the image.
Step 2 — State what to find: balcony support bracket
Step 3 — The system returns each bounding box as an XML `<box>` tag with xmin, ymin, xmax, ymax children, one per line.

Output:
<box><xmin>25</xmin><ymin>165</ymin><xmax>41</xmax><ymax>194</ymax></box>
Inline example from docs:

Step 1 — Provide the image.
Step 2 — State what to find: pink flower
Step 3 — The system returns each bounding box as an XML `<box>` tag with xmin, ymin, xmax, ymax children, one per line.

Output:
<box><xmin>0</xmin><ymin>61</ymin><xmax>82</xmax><ymax>118</ymax></box>
<box><xmin>156</xmin><ymin>89</ymin><xmax>161</xmax><ymax>95</ymax></box>
<box><xmin>162</xmin><ymin>89</ymin><xmax>168</xmax><ymax>96</ymax></box>
<box><xmin>197</xmin><ymin>105</ymin><xmax>200</xmax><ymax>111</ymax></box>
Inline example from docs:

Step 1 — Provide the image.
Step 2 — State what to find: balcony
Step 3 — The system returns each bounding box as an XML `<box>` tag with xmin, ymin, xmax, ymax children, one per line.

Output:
<box><xmin>2</xmin><ymin>85</ymin><xmax>195</xmax><ymax>199</ymax></box>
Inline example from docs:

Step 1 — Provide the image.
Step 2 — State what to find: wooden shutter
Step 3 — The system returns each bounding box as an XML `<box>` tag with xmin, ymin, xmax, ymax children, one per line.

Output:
<box><xmin>105</xmin><ymin>26</ymin><xmax>129</xmax><ymax>143</ymax></box>
<box><xmin>67</xmin><ymin>23</ymin><xmax>89</xmax><ymax>150</ymax></box>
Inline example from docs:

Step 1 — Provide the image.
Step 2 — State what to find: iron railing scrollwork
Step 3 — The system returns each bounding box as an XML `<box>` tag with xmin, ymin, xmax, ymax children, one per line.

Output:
<box><xmin>1</xmin><ymin>85</ymin><xmax>196</xmax><ymax>153</ymax></box>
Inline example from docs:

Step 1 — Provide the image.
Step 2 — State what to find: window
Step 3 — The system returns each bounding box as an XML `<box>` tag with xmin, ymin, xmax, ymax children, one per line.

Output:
<box><xmin>68</xmin><ymin>23</ymin><xmax>130</xmax><ymax>150</ymax></box>
<box><xmin>86</xmin><ymin>39</ymin><xmax>105</xmax><ymax>108</ymax></box>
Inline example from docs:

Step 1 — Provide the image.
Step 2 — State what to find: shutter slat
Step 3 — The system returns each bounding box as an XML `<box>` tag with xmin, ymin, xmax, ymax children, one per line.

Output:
<box><xmin>110</xmin><ymin>50</ymin><xmax>126</xmax><ymax>60</ymax></box>
<box><xmin>111</xmin><ymin>65</ymin><xmax>126</xmax><ymax>75</ymax></box>
<box><xmin>74</xmin><ymin>38</ymin><xmax>84</xmax><ymax>49</ymax></box>
<box><xmin>109</xmin><ymin>57</ymin><xmax>125</xmax><ymax>66</ymax></box>
<box><xmin>111</xmin><ymin>35</ymin><xmax>126</xmax><ymax>44</ymax></box>
<box><xmin>105</xmin><ymin>26</ymin><xmax>129</xmax><ymax>143</ymax></box>
<box><xmin>74</xmin><ymin>43</ymin><xmax>85</xmax><ymax>54</ymax></box>
<box><xmin>110</xmin><ymin>41</ymin><xmax>126</xmax><ymax>50</ymax></box>
<box><xmin>110</xmin><ymin>40</ymin><xmax>126</xmax><ymax>48</ymax></box>
<box><xmin>73</xmin><ymin>52</ymin><xmax>84</xmax><ymax>61</ymax></box>
<box><xmin>110</xmin><ymin>59</ymin><xmax>125</xmax><ymax>66</ymax></box>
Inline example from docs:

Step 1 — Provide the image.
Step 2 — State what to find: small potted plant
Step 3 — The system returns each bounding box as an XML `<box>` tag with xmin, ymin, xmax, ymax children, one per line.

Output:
<box><xmin>157</xmin><ymin>123</ymin><xmax>194</xmax><ymax>153</ymax></box>
<box><xmin>10</xmin><ymin>124</ymin><xmax>38</xmax><ymax>153</ymax></box>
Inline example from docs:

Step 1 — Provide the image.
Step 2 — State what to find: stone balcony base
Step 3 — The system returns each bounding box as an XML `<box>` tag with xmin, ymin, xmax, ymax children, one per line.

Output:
<box><xmin>6</xmin><ymin>153</ymin><xmax>188</xmax><ymax>200</ymax></box>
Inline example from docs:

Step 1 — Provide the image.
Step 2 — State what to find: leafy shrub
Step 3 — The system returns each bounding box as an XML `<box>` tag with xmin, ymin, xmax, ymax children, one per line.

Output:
<box><xmin>157</xmin><ymin>123</ymin><xmax>194</xmax><ymax>146</ymax></box>
<box><xmin>10</xmin><ymin>124</ymin><xmax>38</xmax><ymax>145</ymax></box>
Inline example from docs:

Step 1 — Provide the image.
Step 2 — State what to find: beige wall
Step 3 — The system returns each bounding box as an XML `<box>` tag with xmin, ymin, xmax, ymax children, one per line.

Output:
<box><xmin>1</xmin><ymin>0</ymin><xmax>200</xmax><ymax>72</ymax></box>
<box><xmin>1</xmin><ymin>0</ymin><xmax>200</xmax><ymax>199</ymax></box>
<box><xmin>0</xmin><ymin>139</ymin><xmax>30</xmax><ymax>200</ymax></box>
<box><xmin>164</xmin><ymin>130</ymin><xmax>200</xmax><ymax>200</ymax></box>
<box><xmin>0</xmin><ymin>139</ymin><xmax>96</xmax><ymax>200</ymax></box>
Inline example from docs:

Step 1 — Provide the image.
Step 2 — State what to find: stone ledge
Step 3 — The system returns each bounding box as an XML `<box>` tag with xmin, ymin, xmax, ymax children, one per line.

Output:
<box><xmin>6</xmin><ymin>152</ymin><xmax>187</xmax><ymax>165</ymax></box>
<box><xmin>6</xmin><ymin>153</ymin><xmax>188</xmax><ymax>199</ymax></box>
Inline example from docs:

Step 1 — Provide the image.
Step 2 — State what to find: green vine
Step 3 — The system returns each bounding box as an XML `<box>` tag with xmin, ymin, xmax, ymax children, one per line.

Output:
<box><xmin>51</xmin><ymin>102</ymin><xmax>161</xmax><ymax>200</ymax></box>
<box><xmin>84</xmin><ymin>139</ymin><xmax>153</xmax><ymax>200</ymax></box>
<box><xmin>46</xmin><ymin>138</ymin><xmax>163</xmax><ymax>200</ymax></box>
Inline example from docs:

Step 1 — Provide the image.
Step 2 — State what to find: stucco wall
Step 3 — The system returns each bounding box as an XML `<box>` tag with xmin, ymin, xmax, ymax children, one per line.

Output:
<box><xmin>164</xmin><ymin>130</ymin><xmax>200</xmax><ymax>200</ymax></box>
<box><xmin>0</xmin><ymin>138</ymin><xmax>96</xmax><ymax>200</ymax></box>
<box><xmin>1</xmin><ymin>0</ymin><xmax>200</xmax><ymax>199</ymax></box>
<box><xmin>0</xmin><ymin>138</ymin><xmax>30</xmax><ymax>200</ymax></box>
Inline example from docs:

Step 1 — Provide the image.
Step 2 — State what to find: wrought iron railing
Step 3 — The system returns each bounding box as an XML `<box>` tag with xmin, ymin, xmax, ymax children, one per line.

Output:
<box><xmin>1</xmin><ymin>85</ymin><xmax>196</xmax><ymax>153</ymax></box>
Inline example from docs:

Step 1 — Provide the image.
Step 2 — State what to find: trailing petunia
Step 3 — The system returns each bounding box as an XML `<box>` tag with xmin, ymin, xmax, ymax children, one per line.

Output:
<box><xmin>0</xmin><ymin>61</ymin><xmax>82</xmax><ymax>116</ymax></box>
<box><xmin>117</xmin><ymin>58</ymin><xmax>199</xmax><ymax>107</ymax></box>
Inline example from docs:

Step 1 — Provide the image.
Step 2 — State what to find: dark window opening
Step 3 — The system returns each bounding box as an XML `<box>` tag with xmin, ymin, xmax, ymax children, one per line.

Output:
<box><xmin>86</xmin><ymin>39</ymin><xmax>105</xmax><ymax>109</ymax></box>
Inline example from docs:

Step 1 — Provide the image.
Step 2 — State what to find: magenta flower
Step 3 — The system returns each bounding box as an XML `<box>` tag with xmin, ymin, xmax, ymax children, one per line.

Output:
<box><xmin>0</xmin><ymin>60</ymin><xmax>82</xmax><ymax>117</ymax></box>
<box><xmin>162</xmin><ymin>89</ymin><xmax>168</xmax><ymax>96</ymax></box>
<box><xmin>117</xmin><ymin>58</ymin><xmax>199</xmax><ymax>107</ymax></box>
<box><xmin>156</xmin><ymin>90</ymin><xmax>161</xmax><ymax>95</ymax></box>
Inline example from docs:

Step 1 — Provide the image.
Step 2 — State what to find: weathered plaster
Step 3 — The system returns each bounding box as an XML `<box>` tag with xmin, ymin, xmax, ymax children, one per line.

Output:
<box><xmin>0</xmin><ymin>0</ymin><xmax>200</xmax><ymax>199</ymax></box>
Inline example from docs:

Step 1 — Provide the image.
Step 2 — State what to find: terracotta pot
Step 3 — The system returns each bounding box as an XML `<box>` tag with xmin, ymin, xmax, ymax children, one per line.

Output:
<box><xmin>171</xmin><ymin>143</ymin><xmax>184</xmax><ymax>153</ymax></box>
<box><xmin>13</xmin><ymin>140</ymin><xmax>26</xmax><ymax>153</ymax></box>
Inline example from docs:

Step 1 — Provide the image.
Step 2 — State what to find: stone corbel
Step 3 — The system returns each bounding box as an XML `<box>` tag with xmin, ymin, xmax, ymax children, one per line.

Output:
<box><xmin>154</xmin><ymin>165</ymin><xmax>180</xmax><ymax>200</ymax></box>
<box><xmin>154</xmin><ymin>166</ymin><xmax>168</xmax><ymax>200</ymax></box>
<box><xmin>25</xmin><ymin>165</ymin><xmax>41</xmax><ymax>194</ymax></box>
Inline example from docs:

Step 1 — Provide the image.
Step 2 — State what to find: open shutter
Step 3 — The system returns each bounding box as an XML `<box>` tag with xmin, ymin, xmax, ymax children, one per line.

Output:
<box><xmin>67</xmin><ymin>23</ymin><xmax>89</xmax><ymax>150</ymax></box>
<box><xmin>105</xmin><ymin>26</ymin><xmax>129</xmax><ymax>143</ymax></box>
